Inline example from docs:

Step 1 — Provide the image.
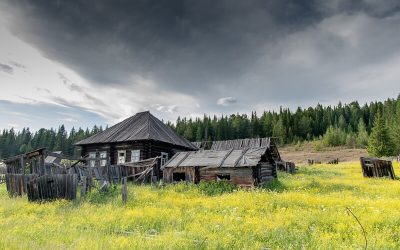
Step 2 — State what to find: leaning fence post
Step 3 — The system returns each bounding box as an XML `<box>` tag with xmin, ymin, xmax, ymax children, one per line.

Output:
<box><xmin>122</xmin><ymin>177</ymin><xmax>128</xmax><ymax>204</ymax></box>
<box><xmin>81</xmin><ymin>176</ymin><xmax>87</xmax><ymax>199</ymax></box>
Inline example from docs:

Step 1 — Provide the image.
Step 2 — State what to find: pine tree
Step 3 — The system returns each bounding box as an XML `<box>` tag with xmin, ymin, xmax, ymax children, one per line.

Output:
<box><xmin>391</xmin><ymin>101</ymin><xmax>400</xmax><ymax>155</ymax></box>
<box><xmin>367</xmin><ymin>112</ymin><xmax>395</xmax><ymax>157</ymax></box>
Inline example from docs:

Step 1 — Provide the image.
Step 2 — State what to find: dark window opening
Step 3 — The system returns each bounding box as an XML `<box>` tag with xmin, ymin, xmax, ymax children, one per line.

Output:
<box><xmin>216</xmin><ymin>174</ymin><xmax>231</xmax><ymax>181</ymax></box>
<box><xmin>173</xmin><ymin>172</ymin><xmax>186</xmax><ymax>182</ymax></box>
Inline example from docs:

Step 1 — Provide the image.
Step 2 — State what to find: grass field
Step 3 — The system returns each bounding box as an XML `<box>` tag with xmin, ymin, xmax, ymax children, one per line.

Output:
<box><xmin>1</xmin><ymin>162</ymin><xmax>400</xmax><ymax>249</ymax></box>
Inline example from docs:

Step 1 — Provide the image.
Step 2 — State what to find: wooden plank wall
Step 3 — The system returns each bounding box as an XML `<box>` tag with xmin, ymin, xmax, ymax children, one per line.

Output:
<box><xmin>200</xmin><ymin>168</ymin><xmax>254</xmax><ymax>187</ymax></box>
<box><xmin>163</xmin><ymin>167</ymin><xmax>198</xmax><ymax>183</ymax></box>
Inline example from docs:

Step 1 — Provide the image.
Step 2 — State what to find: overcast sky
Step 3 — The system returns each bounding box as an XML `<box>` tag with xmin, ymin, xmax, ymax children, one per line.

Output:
<box><xmin>1</xmin><ymin>0</ymin><xmax>400</xmax><ymax>131</ymax></box>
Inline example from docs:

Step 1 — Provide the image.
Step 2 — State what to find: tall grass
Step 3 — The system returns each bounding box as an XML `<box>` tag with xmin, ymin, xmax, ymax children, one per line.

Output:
<box><xmin>1</xmin><ymin>162</ymin><xmax>400</xmax><ymax>249</ymax></box>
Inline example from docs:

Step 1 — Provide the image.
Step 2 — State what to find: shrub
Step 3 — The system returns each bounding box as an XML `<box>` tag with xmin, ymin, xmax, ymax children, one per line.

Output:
<box><xmin>322</xmin><ymin>126</ymin><xmax>347</xmax><ymax>147</ymax></box>
<box><xmin>262</xmin><ymin>179</ymin><xmax>287</xmax><ymax>192</ymax></box>
<box><xmin>198</xmin><ymin>181</ymin><xmax>236</xmax><ymax>196</ymax></box>
<box><xmin>313</xmin><ymin>140</ymin><xmax>323</xmax><ymax>151</ymax></box>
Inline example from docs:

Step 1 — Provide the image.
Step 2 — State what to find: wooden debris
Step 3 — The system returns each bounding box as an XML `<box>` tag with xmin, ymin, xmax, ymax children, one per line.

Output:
<box><xmin>307</xmin><ymin>159</ymin><xmax>321</xmax><ymax>165</ymax></box>
<box><xmin>285</xmin><ymin>162</ymin><xmax>296</xmax><ymax>174</ymax></box>
<box><xmin>276</xmin><ymin>161</ymin><xmax>296</xmax><ymax>174</ymax></box>
<box><xmin>360</xmin><ymin>157</ymin><xmax>395</xmax><ymax>179</ymax></box>
<box><xmin>327</xmin><ymin>158</ymin><xmax>339</xmax><ymax>164</ymax></box>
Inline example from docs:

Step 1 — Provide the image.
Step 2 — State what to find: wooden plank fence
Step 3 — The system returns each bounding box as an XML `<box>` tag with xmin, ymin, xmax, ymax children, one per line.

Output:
<box><xmin>5</xmin><ymin>174</ymin><xmax>38</xmax><ymax>196</ymax></box>
<box><xmin>26</xmin><ymin>174</ymin><xmax>78</xmax><ymax>201</ymax></box>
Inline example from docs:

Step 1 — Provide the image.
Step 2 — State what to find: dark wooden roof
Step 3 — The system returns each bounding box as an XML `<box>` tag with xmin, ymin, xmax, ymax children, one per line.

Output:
<box><xmin>75</xmin><ymin>111</ymin><xmax>197</xmax><ymax>150</ymax></box>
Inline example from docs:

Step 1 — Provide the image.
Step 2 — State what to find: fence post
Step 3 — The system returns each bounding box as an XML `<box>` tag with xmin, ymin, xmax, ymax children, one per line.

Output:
<box><xmin>122</xmin><ymin>177</ymin><xmax>127</xmax><ymax>204</ymax></box>
<box><xmin>81</xmin><ymin>176</ymin><xmax>87</xmax><ymax>199</ymax></box>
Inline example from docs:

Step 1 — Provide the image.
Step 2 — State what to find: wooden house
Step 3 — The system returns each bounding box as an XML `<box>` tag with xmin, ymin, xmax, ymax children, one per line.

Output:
<box><xmin>162</xmin><ymin>138</ymin><xmax>281</xmax><ymax>187</ymax></box>
<box><xmin>75</xmin><ymin>111</ymin><xmax>197</xmax><ymax>179</ymax></box>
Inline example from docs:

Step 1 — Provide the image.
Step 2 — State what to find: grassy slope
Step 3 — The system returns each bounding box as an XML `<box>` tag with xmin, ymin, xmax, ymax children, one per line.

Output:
<box><xmin>1</xmin><ymin>162</ymin><xmax>400</xmax><ymax>250</ymax></box>
<box><xmin>280</xmin><ymin>142</ymin><xmax>368</xmax><ymax>164</ymax></box>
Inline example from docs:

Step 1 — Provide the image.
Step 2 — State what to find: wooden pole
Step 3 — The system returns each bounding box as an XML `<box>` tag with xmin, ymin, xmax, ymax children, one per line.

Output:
<box><xmin>81</xmin><ymin>176</ymin><xmax>87</xmax><ymax>199</ymax></box>
<box><xmin>122</xmin><ymin>177</ymin><xmax>127</xmax><ymax>204</ymax></box>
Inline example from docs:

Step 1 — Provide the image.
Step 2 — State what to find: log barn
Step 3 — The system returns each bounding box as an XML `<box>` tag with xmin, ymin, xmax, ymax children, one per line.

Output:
<box><xmin>162</xmin><ymin>138</ymin><xmax>281</xmax><ymax>187</ymax></box>
<box><xmin>75</xmin><ymin>111</ymin><xmax>197</xmax><ymax>179</ymax></box>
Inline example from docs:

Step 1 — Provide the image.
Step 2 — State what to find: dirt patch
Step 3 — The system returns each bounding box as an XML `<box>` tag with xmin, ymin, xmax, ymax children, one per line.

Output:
<box><xmin>280</xmin><ymin>143</ymin><xmax>368</xmax><ymax>165</ymax></box>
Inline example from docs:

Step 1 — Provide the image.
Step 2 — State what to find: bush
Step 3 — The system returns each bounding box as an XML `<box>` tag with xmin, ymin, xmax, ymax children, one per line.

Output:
<box><xmin>198</xmin><ymin>181</ymin><xmax>236</xmax><ymax>196</ymax></box>
<box><xmin>294</xmin><ymin>141</ymin><xmax>302</xmax><ymax>151</ymax></box>
<box><xmin>322</xmin><ymin>126</ymin><xmax>347</xmax><ymax>147</ymax></box>
<box><xmin>313</xmin><ymin>140</ymin><xmax>323</xmax><ymax>151</ymax></box>
<box><xmin>345</xmin><ymin>133</ymin><xmax>356</xmax><ymax>148</ymax></box>
<box><xmin>262</xmin><ymin>179</ymin><xmax>287</xmax><ymax>192</ymax></box>
<box><xmin>86</xmin><ymin>184</ymin><xmax>119</xmax><ymax>204</ymax></box>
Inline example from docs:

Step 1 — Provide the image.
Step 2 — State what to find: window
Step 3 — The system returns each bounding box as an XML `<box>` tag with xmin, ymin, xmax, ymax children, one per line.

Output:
<box><xmin>131</xmin><ymin>150</ymin><xmax>140</xmax><ymax>163</ymax></box>
<box><xmin>99</xmin><ymin>151</ymin><xmax>107</xmax><ymax>167</ymax></box>
<box><xmin>118</xmin><ymin>150</ymin><xmax>126</xmax><ymax>164</ymax></box>
<box><xmin>161</xmin><ymin>152</ymin><xmax>168</xmax><ymax>167</ymax></box>
<box><xmin>88</xmin><ymin>152</ymin><xmax>96</xmax><ymax>168</ymax></box>
<box><xmin>173</xmin><ymin>172</ymin><xmax>186</xmax><ymax>182</ymax></box>
<box><xmin>216</xmin><ymin>174</ymin><xmax>231</xmax><ymax>181</ymax></box>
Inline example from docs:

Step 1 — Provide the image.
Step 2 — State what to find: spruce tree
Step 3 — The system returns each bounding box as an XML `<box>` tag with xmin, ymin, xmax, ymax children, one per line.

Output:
<box><xmin>392</xmin><ymin>102</ymin><xmax>400</xmax><ymax>155</ymax></box>
<box><xmin>367</xmin><ymin>113</ymin><xmax>395</xmax><ymax>157</ymax></box>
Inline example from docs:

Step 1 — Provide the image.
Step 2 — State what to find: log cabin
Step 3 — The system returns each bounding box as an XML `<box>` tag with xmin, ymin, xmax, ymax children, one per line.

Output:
<box><xmin>75</xmin><ymin>111</ymin><xmax>197</xmax><ymax>179</ymax></box>
<box><xmin>162</xmin><ymin>138</ymin><xmax>281</xmax><ymax>187</ymax></box>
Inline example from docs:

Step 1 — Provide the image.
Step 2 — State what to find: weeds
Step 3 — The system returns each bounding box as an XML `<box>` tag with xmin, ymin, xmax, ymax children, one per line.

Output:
<box><xmin>1</xmin><ymin>162</ymin><xmax>400</xmax><ymax>249</ymax></box>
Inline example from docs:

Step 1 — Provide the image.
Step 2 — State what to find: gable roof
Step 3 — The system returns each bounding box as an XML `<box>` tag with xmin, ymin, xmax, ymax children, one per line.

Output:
<box><xmin>75</xmin><ymin>111</ymin><xmax>197</xmax><ymax>149</ymax></box>
<box><xmin>163</xmin><ymin>147</ymin><xmax>269</xmax><ymax>169</ymax></box>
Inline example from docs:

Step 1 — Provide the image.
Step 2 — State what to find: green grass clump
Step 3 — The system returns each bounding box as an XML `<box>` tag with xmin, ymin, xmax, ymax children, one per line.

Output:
<box><xmin>198</xmin><ymin>180</ymin><xmax>236</xmax><ymax>196</ymax></box>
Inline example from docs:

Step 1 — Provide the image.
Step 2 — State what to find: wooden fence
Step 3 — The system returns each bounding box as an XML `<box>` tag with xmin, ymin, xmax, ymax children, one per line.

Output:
<box><xmin>360</xmin><ymin>157</ymin><xmax>396</xmax><ymax>179</ymax></box>
<box><xmin>26</xmin><ymin>174</ymin><xmax>78</xmax><ymax>201</ymax></box>
<box><xmin>276</xmin><ymin>161</ymin><xmax>296</xmax><ymax>174</ymax></box>
<box><xmin>5</xmin><ymin>174</ymin><xmax>38</xmax><ymax>196</ymax></box>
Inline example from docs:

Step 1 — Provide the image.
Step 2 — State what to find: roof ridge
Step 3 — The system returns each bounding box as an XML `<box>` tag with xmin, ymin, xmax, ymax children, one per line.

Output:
<box><xmin>75</xmin><ymin>111</ymin><xmax>196</xmax><ymax>149</ymax></box>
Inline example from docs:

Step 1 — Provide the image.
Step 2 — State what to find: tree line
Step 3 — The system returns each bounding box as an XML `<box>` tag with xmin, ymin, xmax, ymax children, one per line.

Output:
<box><xmin>168</xmin><ymin>95</ymin><xmax>400</xmax><ymax>157</ymax></box>
<box><xmin>1</xmin><ymin>95</ymin><xmax>399</xmax><ymax>159</ymax></box>
<box><xmin>0</xmin><ymin>125</ymin><xmax>104</xmax><ymax>159</ymax></box>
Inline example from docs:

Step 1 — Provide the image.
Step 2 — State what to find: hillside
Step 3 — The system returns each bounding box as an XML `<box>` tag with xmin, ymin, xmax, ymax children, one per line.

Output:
<box><xmin>1</xmin><ymin>162</ymin><xmax>400</xmax><ymax>249</ymax></box>
<box><xmin>280</xmin><ymin>143</ymin><xmax>368</xmax><ymax>164</ymax></box>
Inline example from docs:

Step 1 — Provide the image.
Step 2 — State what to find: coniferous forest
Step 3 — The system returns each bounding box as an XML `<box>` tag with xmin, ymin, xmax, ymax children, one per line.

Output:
<box><xmin>1</xmin><ymin>95</ymin><xmax>400</xmax><ymax>159</ymax></box>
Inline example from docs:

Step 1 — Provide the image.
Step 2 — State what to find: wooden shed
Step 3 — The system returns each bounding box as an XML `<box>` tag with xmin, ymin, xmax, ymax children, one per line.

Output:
<box><xmin>162</xmin><ymin>138</ymin><xmax>281</xmax><ymax>187</ymax></box>
<box><xmin>75</xmin><ymin>111</ymin><xmax>197</xmax><ymax>180</ymax></box>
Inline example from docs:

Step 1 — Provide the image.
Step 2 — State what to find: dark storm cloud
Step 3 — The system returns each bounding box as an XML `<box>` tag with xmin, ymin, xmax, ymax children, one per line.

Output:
<box><xmin>3</xmin><ymin>1</ymin><xmax>320</xmax><ymax>86</ymax></box>
<box><xmin>0</xmin><ymin>63</ymin><xmax>13</xmax><ymax>74</ymax></box>
<box><xmin>3</xmin><ymin>0</ymin><xmax>400</xmax><ymax>114</ymax></box>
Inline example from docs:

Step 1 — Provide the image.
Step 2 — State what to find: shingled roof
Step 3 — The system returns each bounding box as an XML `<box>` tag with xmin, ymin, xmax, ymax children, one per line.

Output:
<box><xmin>75</xmin><ymin>111</ymin><xmax>197</xmax><ymax>149</ymax></box>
